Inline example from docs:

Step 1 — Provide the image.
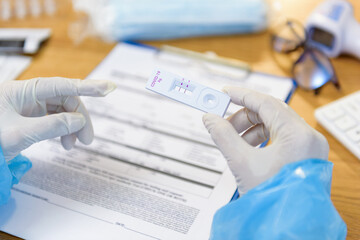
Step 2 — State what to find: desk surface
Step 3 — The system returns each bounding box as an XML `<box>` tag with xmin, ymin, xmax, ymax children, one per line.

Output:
<box><xmin>1</xmin><ymin>0</ymin><xmax>360</xmax><ymax>239</ymax></box>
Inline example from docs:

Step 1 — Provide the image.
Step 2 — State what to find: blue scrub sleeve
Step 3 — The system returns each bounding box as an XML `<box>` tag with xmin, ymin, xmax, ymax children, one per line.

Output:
<box><xmin>0</xmin><ymin>146</ymin><xmax>32</xmax><ymax>205</ymax></box>
<box><xmin>210</xmin><ymin>159</ymin><xmax>347</xmax><ymax>240</ymax></box>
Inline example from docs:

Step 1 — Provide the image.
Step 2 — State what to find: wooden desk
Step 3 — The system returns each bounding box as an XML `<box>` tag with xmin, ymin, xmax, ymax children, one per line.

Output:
<box><xmin>1</xmin><ymin>0</ymin><xmax>359</xmax><ymax>239</ymax></box>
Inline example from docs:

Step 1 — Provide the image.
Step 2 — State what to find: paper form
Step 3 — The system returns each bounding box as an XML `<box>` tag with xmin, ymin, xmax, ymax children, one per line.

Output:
<box><xmin>0</xmin><ymin>43</ymin><xmax>294</xmax><ymax>240</ymax></box>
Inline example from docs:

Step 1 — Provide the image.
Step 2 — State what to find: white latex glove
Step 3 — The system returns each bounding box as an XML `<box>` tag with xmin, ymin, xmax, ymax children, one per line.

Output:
<box><xmin>203</xmin><ymin>87</ymin><xmax>329</xmax><ymax>195</ymax></box>
<box><xmin>0</xmin><ymin>77</ymin><xmax>116</xmax><ymax>162</ymax></box>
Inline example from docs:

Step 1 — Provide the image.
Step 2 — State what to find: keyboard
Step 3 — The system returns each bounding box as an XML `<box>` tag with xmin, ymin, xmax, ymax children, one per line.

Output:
<box><xmin>315</xmin><ymin>91</ymin><xmax>360</xmax><ymax>160</ymax></box>
<box><xmin>0</xmin><ymin>54</ymin><xmax>32</xmax><ymax>82</ymax></box>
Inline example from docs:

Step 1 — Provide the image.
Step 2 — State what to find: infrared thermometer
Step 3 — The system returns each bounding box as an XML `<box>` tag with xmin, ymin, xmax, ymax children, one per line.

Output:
<box><xmin>146</xmin><ymin>69</ymin><xmax>230</xmax><ymax>117</ymax></box>
<box><xmin>305</xmin><ymin>0</ymin><xmax>360</xmax><ymax>58</ymax></box>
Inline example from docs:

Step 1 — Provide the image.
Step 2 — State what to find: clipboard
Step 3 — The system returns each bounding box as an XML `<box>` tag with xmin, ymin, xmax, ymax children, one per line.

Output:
<box><xmin>124</xmin><ymin>40</ymin><xmax>297</xmax><ymax>201</ymax></box>
<box><xmin>0</xmin><ymin>41</ymin><xmax>296</xmax><ymax>240</ymax></box>
<box><xmin>125</xmin><ymin>41</ymin><xmax>295</xmax><ymax>103</ymax></box>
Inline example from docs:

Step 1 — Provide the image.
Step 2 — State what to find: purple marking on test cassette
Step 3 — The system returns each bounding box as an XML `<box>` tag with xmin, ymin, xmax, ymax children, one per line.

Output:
<box><xmin>145</xmin><ymin>69</ymin><xmax>231</xmax><ymax>117</ymax></box>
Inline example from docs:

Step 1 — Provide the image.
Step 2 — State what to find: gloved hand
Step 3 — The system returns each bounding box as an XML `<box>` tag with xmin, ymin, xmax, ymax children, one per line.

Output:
<box><xmin>203</xmin><ymin>87</ymin><xmax>329</xmax><ymax>194</ymax></box>
<box><xmin>0</xmin><ymin>77</ymin><xmax>116</xmax><ymax>162</ymax></box>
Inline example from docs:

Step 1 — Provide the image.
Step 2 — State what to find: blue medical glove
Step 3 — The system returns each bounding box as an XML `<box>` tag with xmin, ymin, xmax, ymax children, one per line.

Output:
<box><xmin>210</xmin><ymin>159</ymin><xmax>347</xmax><ymax>240</ymax></box>
<box><xmin>0</xmin><ymin>146</ymin><xmax>31</xmax><ymax>205</ymax></box>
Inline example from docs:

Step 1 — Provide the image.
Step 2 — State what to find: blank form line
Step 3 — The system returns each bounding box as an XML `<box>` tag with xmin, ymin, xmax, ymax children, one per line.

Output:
<box><xmin>12</xmin><ymin>187</ymin><xmax>113</xmax><ymax>224</ymax></box>
<box><xmin>116</xmin><ymin>223</ymin><xmax>161</xmax><ymax>240</ymax></box>
<box><xmin>95</xmin><ymin>136</ymin><xmax>222</xmax><ymax>174</ymax></box>
<box><xmin>74</xmin><ymin>145</ymin><xmax>215</xmax><ymax>189</ymax></box>
<box><xmin>89</xmin><ymin>111</ymin><xmax>216</xmax><ymax>149</ymax></box>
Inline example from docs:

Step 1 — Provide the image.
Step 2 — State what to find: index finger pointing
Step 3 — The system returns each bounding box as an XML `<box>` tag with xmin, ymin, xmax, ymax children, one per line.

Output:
<box><xmin>30</xmin><ymin>77</ymin><xmax>117</xmax><ymax>101</ymax></box>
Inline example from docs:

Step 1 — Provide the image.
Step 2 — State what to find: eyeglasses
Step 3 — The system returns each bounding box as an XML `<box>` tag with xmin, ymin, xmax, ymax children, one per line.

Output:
<box><xmin>271</xmin><ymin>20</ymin><xmax>340</xmax><ymax>94</ymax></box>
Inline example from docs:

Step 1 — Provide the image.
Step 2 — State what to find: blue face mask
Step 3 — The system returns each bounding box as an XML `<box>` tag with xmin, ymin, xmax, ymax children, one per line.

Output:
<box><xmin>72</xmin><ymin>0</ymin><xmax>268</xmax><ymax>41</ymax></box>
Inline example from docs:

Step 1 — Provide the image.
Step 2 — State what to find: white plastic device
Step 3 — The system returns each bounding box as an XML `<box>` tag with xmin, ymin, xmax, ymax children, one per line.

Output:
<box><xmin>0</xmin><ymin>28</ymin><xmax>51</xmax><ymax>54</ymax></box>
<box><xmin>146</xmin><ymin>69</ymin><xmax>231</xmax><ymax>117</ymax></box>
<box><xmin>306</xmin><ymin>0</ymin><xmax>360</xmax><ymax>58</ymax></box>
<box><xmin>315</xmin><ymin>90</ymin><xmax>360</xmax><ymax>160</ymax></box>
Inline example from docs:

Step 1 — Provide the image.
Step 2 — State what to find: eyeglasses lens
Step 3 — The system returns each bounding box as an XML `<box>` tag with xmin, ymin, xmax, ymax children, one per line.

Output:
<box><xmin>271</xmin><ymin>20</ymin><xmax>339</xmax><ymax>92</ymax></box>
<box><xmin>293</xmin><ymin>48</ymin><xmax>336</xmax><ymax>90</ymax></box>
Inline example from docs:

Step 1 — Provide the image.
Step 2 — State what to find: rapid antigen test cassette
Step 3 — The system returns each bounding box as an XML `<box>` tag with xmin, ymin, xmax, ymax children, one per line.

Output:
<box><xmin>146</xmin><ymin>69</ymin><xmax>230</xmax><ymax>116</ymax></box>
